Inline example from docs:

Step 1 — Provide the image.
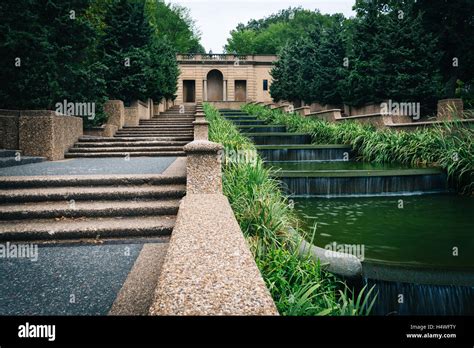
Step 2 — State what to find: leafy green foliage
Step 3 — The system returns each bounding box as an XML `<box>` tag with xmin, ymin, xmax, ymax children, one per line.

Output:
<box><xmin>205</xmin><ymin>103</ymin><xmax>377</xmax><ymax>316</ymax></box>
<box><xmin>243</xmin><ymin>104</ymin><xmax>474</xmax><ymax>194</ymax></box>
<box><xmin>146</xmin><ymin>0</ymin><xmax>205</xmax><ymax>53</ymax></box>
<box><xmin>415</xmin><ymin>0</ymin><xmax>474</xmax><ymax>98</ymax></box>
<box><xmin>225</xmin><ymin>7</ymin><xmax>333</xmax><ymax>54</ymax></box>
<box><xmin>100</xmin><ymin>0</ymin><xmax>178</xmax><ymax>104</ymax></box>
<box><xmin>342</xmin><ymin>0</ymin><xmax>443</xmax><ymax>113</ymax></box>
<box><xmin>0</xmin><ymin>0</ymin><xmax>201</xmax><ymax>126</ymax></box>
<box><xmin>0</xmin><ymin>0</ymin><xmax>108</xmax><ymax>126</ymax></box>
<box><xmin>235</xmin><ymin>1</ymin><xmax>474</xmax><ymax>114</ymax></box>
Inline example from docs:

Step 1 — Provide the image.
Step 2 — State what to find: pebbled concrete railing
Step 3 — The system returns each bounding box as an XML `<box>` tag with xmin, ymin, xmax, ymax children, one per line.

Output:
<box><xmin>149</xmin><ymin>139</ymin><xmax>278</xmax><ymax>315</ymax></box>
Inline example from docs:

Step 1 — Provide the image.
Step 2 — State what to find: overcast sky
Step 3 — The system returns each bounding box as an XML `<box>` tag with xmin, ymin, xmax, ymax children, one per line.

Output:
<box><xmin>169</xmin><ymin>0</ymin><xmax>356</xmax><ymax>52</ymax></box>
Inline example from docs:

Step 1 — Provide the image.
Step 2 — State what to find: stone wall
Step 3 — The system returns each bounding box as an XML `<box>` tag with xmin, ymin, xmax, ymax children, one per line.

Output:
<box><xmin>124</xmin><ymin>100</ymin><xmax>151</xmax><ymax>127</ymax></box>
<box><xmin>437</xmin><ymin>98</ymin><xmax>464</xmax><ymax>120</ymax></box>
<box><xmin>124</xmin><ymin>107</ymin><xmax>140</xmax><ymax>126</ymax></box>
<box><xmin>309</xmin><ymin>102</ymin><xmax>342</xmax><ymax>113</ymax></box>
<box><xmin>208</xmin><ymin>101</ymin><xmax>246</xmax><ymax>110</ymax></box>
<box><xmin>307</xmin><ymin>109</ymin><xmax>343</xmax><ymax>122</ymax></box>
<box><xmin>0</xmin><ymin>110</ymin><xmax>20</xmax><ymax>149</ymax></box>
<box><xmin>18</xmin><ymin>111</ymin><xmax>83</xmax><ymax>160</ymax></box>
<box><xmin>344</xmin><ymin>102</ymin><xmax>387</xmax><ymax>116</ymax></box>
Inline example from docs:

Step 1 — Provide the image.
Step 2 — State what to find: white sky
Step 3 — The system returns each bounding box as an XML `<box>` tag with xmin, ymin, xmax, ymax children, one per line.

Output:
<box><xmin>168</xmin><ymin>0</ymin><xmax>356</xmax><ymax>52</ymax></box>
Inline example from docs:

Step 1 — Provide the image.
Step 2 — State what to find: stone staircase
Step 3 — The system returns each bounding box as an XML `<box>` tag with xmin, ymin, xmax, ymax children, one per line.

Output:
<box><xmin>0</xmin><ymin>174</ymin><xmax>186</xmax><ymax>241</ymax></box>
<box><xmin>0</xmin><ymin>149</ymin><xmax>45</xmax><ymax>168</ymax></box>
<box><xmin>0</xmin><ymin>104</ymin><xmax>196</xmax><ymax>242</ymax></box>
<box><xmin>65</xmin><ymin>104</ymin><xmax>196</xmax><ymax>158</ymax></box>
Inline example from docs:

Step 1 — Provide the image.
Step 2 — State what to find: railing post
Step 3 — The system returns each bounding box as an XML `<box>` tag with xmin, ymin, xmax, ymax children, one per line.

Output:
<box><xmin>184</xmin><ymin>140</ymin><xmax>223</xmax><ymax>194</ymax></box>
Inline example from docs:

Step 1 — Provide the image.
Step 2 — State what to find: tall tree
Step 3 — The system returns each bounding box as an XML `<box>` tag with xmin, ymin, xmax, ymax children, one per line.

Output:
<box><xmin>0</xmin><ymin>0</ymin><xmax>107</xmax><ymax>125</ymax></box>
<box><xmin>225</xmin><ymin>7</ymin><xmax>331</xmax><ymax>54</ymax></box>
<box><xmin>342</xmin><ymin>0</ymin><xmax>443</xmax><ymax>114</ymax></box>
<box><xmin>100</xmin><ymin>0</ymin><xmax>178</xmax><ymax>104</ymax></box>
<box><xmin>304</xmin><ymin>15</ymin><xmax>347</xmax><ymax>106</ymax></box>
<box><xmin>415</xmin><ymin>0</ymin><xmax>474</xmax><ymax>98</ymax></box>
<box><xmin>340</xmin><ymin>0</ymin><xmax>386</xmax><ymax>106</ymax></box>
<box><xmin>270</xmin><ymin>41</ymin><xmax>307</xmax><ymax>104</ymax></box>
<box><xmin>146</xmin><ymin>0</ymin><xmax>205</xmax><ymax>53</ymax></box>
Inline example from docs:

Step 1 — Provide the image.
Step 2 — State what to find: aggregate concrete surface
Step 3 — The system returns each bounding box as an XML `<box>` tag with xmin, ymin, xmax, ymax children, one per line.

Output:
<box><xmin>0</xmin><ymin>157</ymin><xmax>177</xmax><ymax>176</ymax></box>
<box><xmin>0</xmin><ymin>243</ymin><xmax>142</xmax><ymax>315</ymax></box>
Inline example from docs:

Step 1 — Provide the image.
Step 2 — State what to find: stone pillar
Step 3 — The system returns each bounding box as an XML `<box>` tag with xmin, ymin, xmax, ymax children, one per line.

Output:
<box><xmin>194</xmin><ymin>110</ymin><xmax>205</xmax><ymax>120</ymax></box>
<box><xmin>437</xmin><ymin>98</ymin><xmax>464</xmax><ymax>120</ymax></box>
<box><xmin>103</xmin><ymin>100</ymin><xmax>125</xmax><ymax>136</ymax></box>
<box><xmin>184</xmin><ymin>140</ymin><xmax>223</xmax><ymax>194</ymax></box>
<box><xmin>203</xmin><ymin>80</ymin><xmax>208</xmax><ymax>101</ymax></box>
<box><xmin>193</xmin><ymin>119</ymin><xmax>209</xmax><ymax>140</ymax></box>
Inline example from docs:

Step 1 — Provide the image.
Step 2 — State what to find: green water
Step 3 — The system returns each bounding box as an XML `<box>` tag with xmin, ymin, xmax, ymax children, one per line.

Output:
<box><xmin>294</xmin><ymin>194</ymin><xmax>474</xmax><ymax>269</ymax></box>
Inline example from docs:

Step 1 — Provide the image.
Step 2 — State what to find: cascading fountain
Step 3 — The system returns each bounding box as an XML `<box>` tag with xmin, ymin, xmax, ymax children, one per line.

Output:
<box><xmin>219</xmin><ymin>108</ymin><xmax>474</xmax><ymax>315</ymax></box>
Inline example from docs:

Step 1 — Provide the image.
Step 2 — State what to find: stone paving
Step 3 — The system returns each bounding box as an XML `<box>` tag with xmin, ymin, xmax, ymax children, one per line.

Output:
<box><xmin>0</xmin><ymin>157</ymin><xmax>177</xmax><ymax>176</ymax></box>
<box><xmin>0</xmin><ymin>150</ymin><xmax>184</xmax><ymax>314</ymax></box>
<box><xmin>0</xmin><ymin>242</ymin><xmax>144</xmax><ymax>315</ymax></box>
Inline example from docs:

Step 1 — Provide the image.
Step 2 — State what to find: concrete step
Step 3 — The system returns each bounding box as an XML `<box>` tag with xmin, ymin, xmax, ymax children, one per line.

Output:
<box><xmin>0</xmin><ymin>150</ymin><xmax>19</xmax><ymax>158</ymax></box>
<box><xmin>0</xmin><ymin>174</ymin><xmax>186</xmax><ymax>189</ymax></box>
<box><xmin>142</xmin><ymin>119</ymin><xmax>195</xmax><ymax>121</ymax></box>
<box><xmin>114</xmin><ymin>132</ymin><xmax>193</xmax><ymax>136</ymax></box>
<box><xmin>146</xmin><ymin>116</ymin><xmax>195</xmax><ymax>118</ymax></box>
<box><xmin>0</xmin><ymin>156</ymin><xmax>46</xmax><ymax>168</ymax></box>
<box><xmin>145</xmin><ymin>117</ymin><xmax>195</xmax><ymax>120</ymax></box>
<box><xmin>157</xmin><ymin>111</ymin><xmax>195</xmax><ymax>114</ymax></box>
<box><xmin>0</xmin><ymin>199</ymin><xmax>180</xmax><ymax>220</ymax></box>
<box><xmin>79</xmin><ymin>136</ymin><xmax>191</xmax><ymax>142</ymax></box>
<box><xmin>125</xmin><ymin>126</ymin><xmax>194</xmax><ymax>129</ymax></box>
<box><xmin>65</xmin><ymin>151</ymin><xmax>186</xmax><ymax>158</ymax></box>
<box><xmin>132</xmin><ymin>127</ymin><xmax>193</xmax><ymax>130</ymax></box>
<box><xmin>68</xmin><ymin>146</ymin><xmax>184</xmax><ymax>153</ymax></box>
<box><xmin>0</xmin><ymin>184</ymin><xmax>186</xmax><ymax>203</ymax></box>
<box><xmin>116</xmin><ymin>130</ymin><xmax>194</xmax><ymax>133</ymax></box>
<box><xmin>73</xmin><ymin>141</ymin><xmax>188</xmax><ymax>148</ymax></box>
<box><xmin>111</xmin><ymin>133</ymin><xmax>193</xmax><ymax>140</ymax></box>
<box><xmin>113</xmin><ymin>134</ymin><xmax>193</xmax><ymax>138</ymax></box>
<box><xmin>113</xmin><ymin>134</ymin><xmax>192</xmax><ymax>138</ymax></box>
<box><xmin>0</xmin><ymin>215</ymin><xmax>176</xmax><ymax>241</ymax></box>
<box><xmin>140</xmin><ymin>121</ymin><xmax>194</xmax><ymax>128</ymax></box>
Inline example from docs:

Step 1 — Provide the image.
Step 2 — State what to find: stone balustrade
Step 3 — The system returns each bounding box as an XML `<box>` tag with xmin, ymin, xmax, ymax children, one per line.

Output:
<box><xmin>149</xmin><ymin>139</ymin><xmax>278</xmax><ymax>315</ymax></box>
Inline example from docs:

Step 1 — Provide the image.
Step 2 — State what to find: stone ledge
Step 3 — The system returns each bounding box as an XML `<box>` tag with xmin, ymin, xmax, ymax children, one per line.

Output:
<box><xmin>184</xmin><ymin>140</ymin><xmax>222</xmax><ymax>154</ymax></box>
<box><xmin>18</xmin><ymin>111</ymin><xmax>83</xmax><ymax>160</ymax></box>
<box><xmin>149</xmin><ymin>193</ymin><xmax>279</xmax><ymax>315</ymax></box>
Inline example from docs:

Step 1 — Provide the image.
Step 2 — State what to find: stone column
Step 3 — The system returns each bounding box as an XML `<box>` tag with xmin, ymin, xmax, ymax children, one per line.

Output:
<box><xmin>103</xmin><ymin>100</ymin><xmax>125</xmax><ymax>137</ymax></box>
<box><xmin>194</xmin><ymin>110</ymin><xmax>205</xmax><ymax>121</ymax></box>
<box><xmin>203</xmin><ymin>80</ymin><xmax>208</xmax><ymax>101</ymax></box>
<box><xmin>193</xmin><ymin>119</ymin><xmax>209</xmax><ymax>140</ymax></box>
<box><xmin>184</xmin><ymin>140</ymin><xmax>223</xmax><ymax>194</ymax></box>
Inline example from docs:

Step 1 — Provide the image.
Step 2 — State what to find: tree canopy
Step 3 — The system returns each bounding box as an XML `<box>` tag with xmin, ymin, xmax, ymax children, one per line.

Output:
<box><xmin>252</xmin><ymin>1</ymin><xmax>469</xmax><ymax>115</ymax></box>
<box><xmin>0</xmin><ymin>0</ymin><xmax>202</xmax><ymax>126</ymax></box>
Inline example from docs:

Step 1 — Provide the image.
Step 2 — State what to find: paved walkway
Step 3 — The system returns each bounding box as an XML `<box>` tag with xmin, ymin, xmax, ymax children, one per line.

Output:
<box><xmin>0</xmin><ymin>156</ymin><xmax>182</xmax><ymax>315</ymax></box>
<box><xmin>0</xmin><ymin>157</ymin><xmax>177</xmax><ymax>176</ymax></box>
<box><xmin>0</xmin><ymin>242</ymin><xmax>144</xmax><ymax>315</ymax></box>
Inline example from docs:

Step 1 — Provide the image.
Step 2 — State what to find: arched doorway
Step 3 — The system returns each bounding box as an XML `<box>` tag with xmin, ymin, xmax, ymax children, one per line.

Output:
<box><xmin>207</xmin><ymin>69</ymin><xmax>223</xmax><ymax>101</ymax></box>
